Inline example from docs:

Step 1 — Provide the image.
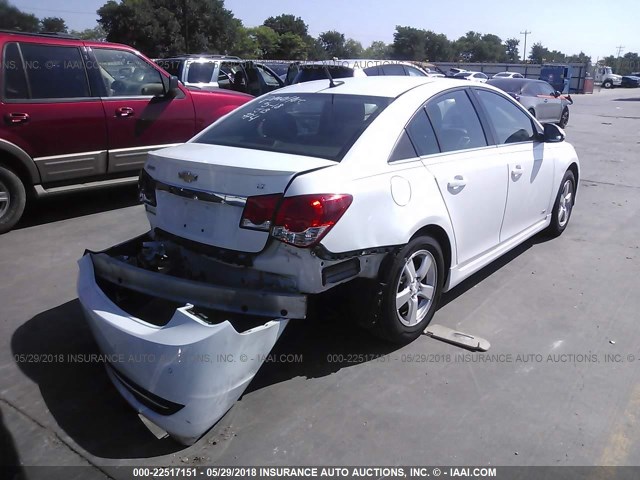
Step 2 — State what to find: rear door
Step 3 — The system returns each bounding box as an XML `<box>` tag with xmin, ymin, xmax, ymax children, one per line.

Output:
<box><xmin>421</xmin><ymin>88</ymin><xmax>508</xmax><ymax>265</ymax></box>
<box><xmin>1</xmin><ymin>41</ymin><xmax>107</xmax><ymax>183</ymax></box>
<box><xmin>91</xmin><ymin>47</ymin><xmax>196</xmax><ymax>174</ymax></box>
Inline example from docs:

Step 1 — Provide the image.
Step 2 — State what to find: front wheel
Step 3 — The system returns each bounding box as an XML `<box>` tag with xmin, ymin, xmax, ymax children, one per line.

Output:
<box><xmin>0</xmin><ymin>165</ymin><xmax>27</xmax><ymax>234</ymax></box>
<box><xmin>603</xmin><ymin>80</ymin><xmax>613</xmax><ymax>89</ymax></box>
<box><xmin>375</xmin><ymin>236</ymin><xmax>444</xmax><ymax>343</ymax></box>
<box><xmin>546</xmin><ymin>170</ymin><xmax>576</xmax><ymax>237</ymax></box>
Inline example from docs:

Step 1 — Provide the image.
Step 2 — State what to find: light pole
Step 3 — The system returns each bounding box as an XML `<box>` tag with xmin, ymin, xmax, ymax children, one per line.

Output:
<box><xmin>520</xmin><ymin>30</ymin><xmax>531</xmax><ymax>62</ymax></box>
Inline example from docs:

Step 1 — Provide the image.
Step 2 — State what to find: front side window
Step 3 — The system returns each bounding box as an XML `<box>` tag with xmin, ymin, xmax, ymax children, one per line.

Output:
<box><xmin>425</xmin><ymin>90</ymin><xmax>487</xmax><ymax>152</ymax></box>
<box><xmin>93</xmin><ymin>48</ymin><xmax>164</xmax><ymax>97</ymax></box>
<box><xmin>476</xmin><ymin>90</ymin><xmax>536</xmax><ymax>144</ymax></box>
<box><xmin>195</xmin><ymin>93</ymin><xmax>393</xmax><ymax>161</ymax></box>
<box><xmin>381</xmin><ymin>64</ymin><xmax>406</xmax><ymax>76</ymax></box>
<box><xmin>19</xmin><ymin>43</ymin><xmax>90</xmax><ymax>99</ymax></box>
<box><xmin>293</xmin><ymin>66</ymin><xmax>354</xmax><ymax>84</ymax></box>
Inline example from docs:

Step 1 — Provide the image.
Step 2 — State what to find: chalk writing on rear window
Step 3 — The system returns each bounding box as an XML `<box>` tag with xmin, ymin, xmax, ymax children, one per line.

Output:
<box><xmin>241</xmin><ymin>95</ymin><xmax>307</xmax><ymax>122</ymax></box>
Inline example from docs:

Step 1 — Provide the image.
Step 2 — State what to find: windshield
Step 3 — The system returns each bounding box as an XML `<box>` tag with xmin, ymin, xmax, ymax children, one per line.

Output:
<box><xmin>194</xmin><ymin>93</ymin><xmax>393</xmax><ymax>161</ymax></box>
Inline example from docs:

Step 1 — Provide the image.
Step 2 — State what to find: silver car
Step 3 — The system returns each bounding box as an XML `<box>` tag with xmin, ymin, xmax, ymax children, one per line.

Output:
<box><xmin>487</xmin><ymin>78</ymin><xmax>572</xmax><ymax>128</ymax></box>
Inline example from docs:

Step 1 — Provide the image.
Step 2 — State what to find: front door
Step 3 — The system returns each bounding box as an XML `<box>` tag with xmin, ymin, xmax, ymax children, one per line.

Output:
<box><xmin>473</xmin><ymin>88</ymin><xmax>555</xmax><ymax>241</ymax></box>
<box><xmin>91</xmin><ymin>47</ymin><xmax>196</xmax><ymax>174</ymax></box>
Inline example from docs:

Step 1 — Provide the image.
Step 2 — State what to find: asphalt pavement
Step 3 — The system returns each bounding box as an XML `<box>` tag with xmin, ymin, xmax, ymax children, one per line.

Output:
<box><xmin>1</xmin><ymin>86</ymin><xmax>640</xmax><ymax>476</ymax></box>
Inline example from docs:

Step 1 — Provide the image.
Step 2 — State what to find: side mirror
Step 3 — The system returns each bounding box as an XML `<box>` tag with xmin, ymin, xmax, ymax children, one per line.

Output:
<box><xmin>542</xmin><ymin>123</ymin><xmax>565</xmax><ymax>143</ymax></box>
<box><xmin>554</xmin><ymin>90</ymin><xmax>561</xmax><ymax>97</ymax></box>
<box><xmin>168</xmin><ymin>75</ymin><xmax>179</xmax><ymax>94</ymax></box>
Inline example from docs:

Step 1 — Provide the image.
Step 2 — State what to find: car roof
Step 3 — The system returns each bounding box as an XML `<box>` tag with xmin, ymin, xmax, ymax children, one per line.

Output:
<box><xmin>487</xmin><ymin>77</ymin><xmax>548</xmax><ymax>91</ymax></box>
<box><xmin>269</xmin><ymin>76</ymin><xmax>469</xmax><ymax>98</ymax></box>
<box><xmin>298</xmin><ymin>59</ymin><xmax>420</xmax><ymax>69</ymax></box>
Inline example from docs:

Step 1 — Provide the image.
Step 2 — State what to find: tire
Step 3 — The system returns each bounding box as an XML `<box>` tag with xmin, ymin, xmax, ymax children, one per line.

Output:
<box><xmin>546</xmin><ymin>170</ymin><xmax>575</xmax><ymax>237</ymax></box>
<box><xmin>374</xmin><ymin>235</ymin><xmax>444</xmax><ymax>344</ymax></box>
<box><xmin>603</xmin><ymin>80</ymin><xmax>613</xmax><ymax>89</ymax></box>
<box><xmin>0</xmin><ymin>165</ymin><xmax>27</xmax><ymax>234</ymax></box>
<box><xmin>558</xmin><ymin>107</ymin><xmax>569</xmax><ymax>128</ymax></box>
<box><xmin>528</xmin><ymin>108</ymin><xmax>536</xmax><ymax>118</ymax></box>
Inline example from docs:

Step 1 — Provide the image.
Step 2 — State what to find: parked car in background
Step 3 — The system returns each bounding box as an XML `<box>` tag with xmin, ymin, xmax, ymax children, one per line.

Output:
<box><xmin>286</xmin><ymin>59</ymin><xmax>428</xmax><ymax>84</ymax></box>
<box><xmin>492</xmin><ymin>72</ymin><xmax>524</xmax><ymax>79</ymax></box>
<box><xmin>487</xmin><ymin>78</ymin><xmax>571</xmax><ymax>127</ymax></box>
<box><xmin>453</xmin><ymin>71</ymin><xmax>488</xmax><ymax>83</ymax></box>
<box><xmin>621</xmin><ymin>75</ymin><xmax>640</xmax><ymax>88</ymax></box>
<box><xmin>0</xmin><ymin>31</ymin><xmax>252</xmax><ymax>233</ymax></box>
<box><xmin>260</xmin><ymin>61</ymin><xmax>290</xmax><ymax>82</ymax></box>
<box><xmin>446</xmin><ymin>67</ymin><xmax>468</xmax><ymax>77</ymax></box>
<box><xmin>154</xmin><ymin>56</ymin><xmax>284</xmax><ymax>96</ymax></box>
<box><xmin>78</xmin><ymin>76</ymin><xmax>579</xmax><ymax>444</ymax></box>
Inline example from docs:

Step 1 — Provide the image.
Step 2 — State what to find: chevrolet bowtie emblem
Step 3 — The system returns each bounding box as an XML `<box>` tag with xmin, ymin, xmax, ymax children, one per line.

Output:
<box><xmin>178</xmin><ymin>171</ymin><xmax>198</xmax><ymax>183</ymax></box>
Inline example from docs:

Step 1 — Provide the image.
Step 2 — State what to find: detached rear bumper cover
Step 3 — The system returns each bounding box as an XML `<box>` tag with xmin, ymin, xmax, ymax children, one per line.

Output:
<box><xmin>77</xmin><ymin>251</ymin><xmax>290</xmax><ymax>445</ymax></box>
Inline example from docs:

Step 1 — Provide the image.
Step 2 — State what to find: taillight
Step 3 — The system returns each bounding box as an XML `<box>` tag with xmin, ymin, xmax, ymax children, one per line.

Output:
<box><xmin>239</xmin><ymin>193</ymin><xmax>282</xmax><ymax>231</ymax></box>
<box><xmin>271</xmin><ymin>194</ymin><xmax>352</xmax><ymax>247</ymax></box>
<box><xmin>138</xmin><ymin>168</ymin><xmax>157</xmax><ymax>206</ymax></box>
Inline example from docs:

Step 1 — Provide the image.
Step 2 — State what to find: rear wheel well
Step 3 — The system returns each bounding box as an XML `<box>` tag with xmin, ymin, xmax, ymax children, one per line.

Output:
<box><xmin>0</xmin><ymin>152</ymin><xmax>35</xmax><ymax>196</ymax></box>
<box><xmin>410</xmin><ymin>224</ymin><xmax>452</xmax><ymax>285</ymax></box>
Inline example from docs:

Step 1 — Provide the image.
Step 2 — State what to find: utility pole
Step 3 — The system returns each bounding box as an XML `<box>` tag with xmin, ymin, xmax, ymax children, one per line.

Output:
<box><xmin>184</xmin><ymin>0</ymin><xmax>189</xmax><ymax>54</ymax></box>
<box><xmin>615</xmin><ymin>45</ymin><xmax>625</xmax><ymax>58</ymax></box>
<box><xmin>520</xmin><ymin>30</ymin><xmax>531</xmax><ymax>62</ymax></box>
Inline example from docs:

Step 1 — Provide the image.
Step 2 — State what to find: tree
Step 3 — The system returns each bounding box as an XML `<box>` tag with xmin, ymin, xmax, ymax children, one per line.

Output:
<box><xmin>343</xmin><ymin>39</ymin><xmax>363</xmax><ymax>58</ymax></box>
<box><xmin>274</xmin><ymin>32</ymin><xmax>308</xmax><ymax>59</ymax></box>
<box><xmin>529</xmin><ymin>42</ymin><xmax>549</xmax><ymax>64</ymax></box>
<box><xmin>423</xmin><ymin>31</ymin><xmax>451</xmax><ymax>62</ymax></box>
<box><xmin>263</xmin><ymin>14</ymin><xmax>308</xmax><ymax>37</ymax></box>
<box><xmin>245</xmin><ymin>26</ymin><xmax>279</xmax><ymax>58</ymax></box>
<box><xmin>0</xmin><ymin>0</ymin><xmax>40</xmax><ymax>32</ymax></box>
<box><xmin>319</xmin><ymin>30</ymin><xmax>346</xmax><ymax>58</ymax></box>
<box><xmin>392</xmin><ymin>26</ymin><xmax>426</xmax><ymax>60</ymax></box>
<box><xmin>40</xmin><ymin>17</ymin><xmax>68</xmax><ymax>33</ymax></box>
<box><xmin>504</xmin><ymin>38</ymin><xmax>520</xmax><ymax>63</ymax></box>
<box><xmin>97</xmin><ymin>0</ymin><xmax>241</xmax><ymax>58</ymax></box>
<box><xmin>565</xmin><ymin>52</ymin><xmax>591</xmax><ymax>64</ymax></box>
<box><xmin>363</xmin><ymin>41</ymin><xmax>390</xmax><ymax>59</ymax></box>
<box><xmin>70</xmin><ymin>25</ymin><xmax>107</xmax><ymax>41</ymax></box>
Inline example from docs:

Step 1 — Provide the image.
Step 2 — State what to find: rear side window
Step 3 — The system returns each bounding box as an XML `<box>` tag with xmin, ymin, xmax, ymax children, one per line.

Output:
<box><xmin>404</xmin><ymin>65</ymin><xmax>426</xmax><ymax>77</ymax></box>
<box><xmin>381</xmin><ymin>64</ymin><xmax>406</xmax><ymax>76</ymax></box>
<box><xmin>187</xmin><ymin>62</ymin><xmax>216</xmax><ymax>83</ymax></box>
<box><xmin>425</xmin><ymin>90</ymin><xmax>487</xmax><ymax>152</ymax></box>
<box><xmin>476</xmin><ymin>90</ymin><xmax>536</xmax><ymax>144</ymax></box>
<box><xmin>18</xmin><ymin>43</ymin><xmax>90</xmax><ymax>99</ymax></box>
<box><xmin>195</xmin><ymin>93</ymin><xmax>393</xmax><ymax>161</ymax></box>
<box><xmin>406</xmin><ymin>108</ymin><xmax>440</xmax><ymax>156</ymax></box>
<box><xmin>2</xmin><ymin>43</ymin><xmax>28</xmax><ymax>99</ymax></box>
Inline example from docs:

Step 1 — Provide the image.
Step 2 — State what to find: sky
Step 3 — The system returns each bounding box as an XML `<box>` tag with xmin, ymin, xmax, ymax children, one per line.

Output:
<box><xmin>14</xmin><ymin>0</ymin><xmax>639</xmax><ymax>62</ymax></box>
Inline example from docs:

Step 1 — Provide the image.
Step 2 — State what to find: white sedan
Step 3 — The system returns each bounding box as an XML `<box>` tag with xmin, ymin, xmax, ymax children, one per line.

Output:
<box><xmin>453</xmin><ymin>71</ymin><xmax>489</xmax><ymax>82</ymax></box>
<box><xmin>78</xmin><ymin>76</ymin><xmax>579</xmax><ymax>444</ymax></box>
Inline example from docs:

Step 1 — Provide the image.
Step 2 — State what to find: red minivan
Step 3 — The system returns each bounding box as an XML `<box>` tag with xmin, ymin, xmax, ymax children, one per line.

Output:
<box><xmin>0</xmin><ymin>31</ymin><xmax>253</xmax><ymax>233</ymax></box>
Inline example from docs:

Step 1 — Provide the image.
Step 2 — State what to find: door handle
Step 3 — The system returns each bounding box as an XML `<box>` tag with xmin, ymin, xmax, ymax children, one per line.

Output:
<box><xmin>447</xmin><ymin>175</ymin><xmax>467</xmax><ymax>190</ymax></box>
<box><xmin>5</xmin><ymin>112</ymin><xmax>29</xmax><ymax>125</ymax></box>
<box><xmin>543</xmin><ymin>99</ymin><xmax>548</xmax><ymax>103</ymax></box>
<box><xmin>115</xmin><ymin>107</ymin><xmax>135</xmax><ymax>117</ymax></box>
<box><xmin>511</xmin><ymin>165</ymin><xmax>523</xmax><ymax>180</ymax></box>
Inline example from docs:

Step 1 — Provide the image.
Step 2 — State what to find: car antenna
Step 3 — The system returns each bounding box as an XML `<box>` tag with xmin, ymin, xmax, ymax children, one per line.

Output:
<box><xmin>324</xmin><ymin>61</ymin><xmax>344</xmax><ymax>88</ymax></box>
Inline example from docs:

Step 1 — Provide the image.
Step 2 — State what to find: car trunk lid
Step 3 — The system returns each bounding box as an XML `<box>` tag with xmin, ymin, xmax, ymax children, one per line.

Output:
<box><xmin>145</xmin><ymin>143</ymin><xmax>334</xmax><ymax>252</ymax></box>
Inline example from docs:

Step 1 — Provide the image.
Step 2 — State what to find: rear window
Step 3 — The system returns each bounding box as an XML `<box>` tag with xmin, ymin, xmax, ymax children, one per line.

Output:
<box><xmin>194</xmin><ymin>93</ymin><xmax>393</xmax><ymax>161</ymax></box>
<box><xmin>293</xmin><ymin>66</ymin><xmax>354</xmax><ymax>84</ymax></box>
